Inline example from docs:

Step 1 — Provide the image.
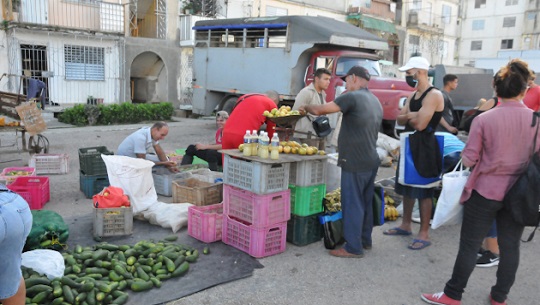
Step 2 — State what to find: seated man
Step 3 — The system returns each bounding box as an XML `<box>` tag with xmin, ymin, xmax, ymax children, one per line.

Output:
<box><xmin>180</xmin><ymin>111</ymin><xmax>228</xmax><ymax>171</ymax></box>
<box><xmin>117</xmin><ymin>121</ymin><xmax>178</xmax><ymax>172</ymax></box>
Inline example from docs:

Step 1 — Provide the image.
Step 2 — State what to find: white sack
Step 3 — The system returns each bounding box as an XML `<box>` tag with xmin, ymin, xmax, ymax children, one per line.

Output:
<box><xmin>377</xmin><ymin>132</ymin><xmax>401</xmax><ymax>159</ymax></box>
<box><xmin>102</xmin><ymin>155</ymin><xmax>157</xmax><ymax>214</ymax></box>
<box><xmin>141</xmin><ymin>202</ymin><xmax>192</xmax><ymax>233</ymax></box>
<box><xmin>22</xmin><ymin>250</ymin><xmax>65</xmax><ymax>280</ymax></box>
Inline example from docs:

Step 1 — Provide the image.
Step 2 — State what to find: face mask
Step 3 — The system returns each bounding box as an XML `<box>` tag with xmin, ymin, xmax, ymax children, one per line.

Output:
<box><xmin>405</xmin><ymin>72</ymin><xmax>418</xmax><ymax>88</ymax></box>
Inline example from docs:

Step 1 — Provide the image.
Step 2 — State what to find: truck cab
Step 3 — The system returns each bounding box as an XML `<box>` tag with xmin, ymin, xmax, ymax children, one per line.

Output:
<box><xmin>306</xmin><ymin>50</ymin><xmax>413</xmax><ymax>135</ymax></box>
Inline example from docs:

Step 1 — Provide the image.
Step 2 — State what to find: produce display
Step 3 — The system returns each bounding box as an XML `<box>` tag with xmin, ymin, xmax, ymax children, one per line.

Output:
<box><xmin>5</xmin><ymin>170</ymin><xmax>32</xmax><ymax>176</ymax></box>
<box><xmin>22</xmin><ymin>237</ymin><xmax>205</xmax><ymax>305</ymax></box>
<box><xmin>323</xmin><ymin>188</ymin><xmax>341</xmax><ymax>212</ymax></box>
<box><xmin>324</xmin><ymin>188</ymin><xmax>401</xmax><ymax>221</ymax></box>
<box><xmin>238</xmin><ymin>141</ymin><xmax>325</xmax><ymax>156</ymax></box>
<box><xmin>384</xmin><ymin>194</ymin><xmax>399</xmax><ymax>221</ymax></box>
<box><xmin>262</xmin><ymin>106</ymin><xmax>300</xmax><ymax>118</ymax></box>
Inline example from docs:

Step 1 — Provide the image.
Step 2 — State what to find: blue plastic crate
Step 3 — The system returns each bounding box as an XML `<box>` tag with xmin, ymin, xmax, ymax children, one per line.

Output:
<box><xmin>79</xmin><ymin>170</ymin><xmax>110</xmax><ymax>199</ymax></box>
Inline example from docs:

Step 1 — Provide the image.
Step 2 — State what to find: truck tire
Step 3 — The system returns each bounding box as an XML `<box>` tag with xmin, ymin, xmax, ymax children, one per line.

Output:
<box><xmin>219</xmin><ymin>96</ymin><xmax>238</xmax><ymax>115</ymax></box>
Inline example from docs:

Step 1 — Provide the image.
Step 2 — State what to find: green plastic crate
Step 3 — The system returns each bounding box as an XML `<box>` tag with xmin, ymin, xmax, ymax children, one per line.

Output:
<box><xmin>287</xmin><ymin>213</ymin><xmax>323</xmax><ymax>246</ymax></box>
<box><xmin>78</xmin><ymin>146</ymin><xmax>113</xmax><ymax>175</ymax></box>
<box><xmin>289</xmin><ymin>184</ymin><xmax>325</xmax><ymax>216</ymax></box>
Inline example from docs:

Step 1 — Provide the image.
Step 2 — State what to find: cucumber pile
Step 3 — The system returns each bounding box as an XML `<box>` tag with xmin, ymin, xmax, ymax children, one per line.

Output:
<box><xmin>22</xmin><ymin>236</ymin><xmax>207</xmax><ymax>305</ymax></box>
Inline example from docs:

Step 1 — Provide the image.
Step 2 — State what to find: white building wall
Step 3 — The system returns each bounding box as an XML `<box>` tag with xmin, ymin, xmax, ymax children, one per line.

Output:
<box><xmin>458</xmin><ymin>0</ymin><xmax>527</xmax><ymax>66</ymax></box>
<box><xmin>243</xmin><ymin>0</ymin><xmax>347</xmax><ymax>20</ymax></box>
<box><xmin>1</xmin><ymin>31</ymin><xmax>122</xmax><ymax>105</ymax></box>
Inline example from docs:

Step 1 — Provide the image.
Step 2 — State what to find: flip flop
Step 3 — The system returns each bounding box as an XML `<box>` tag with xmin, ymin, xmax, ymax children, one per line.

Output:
<box><xmin>408</xmin><ymin>239</ymin><xmax>432</xmax><ymax>250</ymax></box>
<box><xmin>383</xmin><ymin>227</ymin><xmax>412</xmax><ymax>236</ymax></box>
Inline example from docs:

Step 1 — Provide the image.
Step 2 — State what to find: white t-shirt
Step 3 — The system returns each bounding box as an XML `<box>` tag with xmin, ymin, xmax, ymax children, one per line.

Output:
<box><xmin>117</xmin><ymin>127</ymin><xmax>158</xmax><ymax>157</ymax></box>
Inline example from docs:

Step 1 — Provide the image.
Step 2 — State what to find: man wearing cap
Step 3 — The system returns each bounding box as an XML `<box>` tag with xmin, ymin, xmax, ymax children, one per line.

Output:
<box><xmin>292</xmin><ymin>68</ymin><xmax>332</xmax><ymax>147</ymax></box>
<box><xmin>300</xmin><ymin>66</ymin><xmax>382</xmax><ymax>258</ymax></box>
<box><xmin>383</xmin><ymin>56</ymin><xmax>444</xmax><ymax>251</ymax></box>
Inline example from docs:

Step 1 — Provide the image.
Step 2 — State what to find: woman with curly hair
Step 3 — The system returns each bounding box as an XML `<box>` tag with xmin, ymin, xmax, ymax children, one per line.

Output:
<box><xmin>421</xmin><ymin>59</ymin><xmax>540</xmax><ymax>305</ymax></box>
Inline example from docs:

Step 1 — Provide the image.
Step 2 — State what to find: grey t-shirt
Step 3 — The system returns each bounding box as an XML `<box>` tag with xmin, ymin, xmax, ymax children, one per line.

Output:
<box><xmin>334</xmin><ymin>88</ymin><xmax>383</xmax><ymax>172</ymax></box>
<box><xmin>437</xmin><ymin>90</ymin><xmax>454</xmax><ymax>132</ymax></box>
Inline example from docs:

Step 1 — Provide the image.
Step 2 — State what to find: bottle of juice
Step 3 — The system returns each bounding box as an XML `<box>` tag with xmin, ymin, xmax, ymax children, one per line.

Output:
<box><xmin>251</xmin><ymin>130</ymin><xmax>259</xmax><ymax>156</ymax></box>
<box><xmin>259</xmin><ymin>132</ymin><xmax>270</xmax><ymax>159</ymax></box>
<box><xmin>270</xmin><ymin>133</ymin><xmax>280</xmax><ymax>160</ymax></box>
<box><xmin>243</xmin><ymin>130</ymin><xmax>251</xmax><ymax>156</ymax></box>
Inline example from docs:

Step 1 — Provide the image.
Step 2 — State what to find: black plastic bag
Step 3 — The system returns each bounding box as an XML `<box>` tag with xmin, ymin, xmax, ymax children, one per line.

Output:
<box><xmin>319</xmin><ymin>211</ymin><xmax>344</xmax><ymax>250</ymax></box>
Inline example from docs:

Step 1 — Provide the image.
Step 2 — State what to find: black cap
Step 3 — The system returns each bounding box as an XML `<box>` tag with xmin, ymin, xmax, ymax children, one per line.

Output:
<box><xmin>340</xmin><ymin>66</ymin><xmax>371</xmax><ymax>82</ymax></box>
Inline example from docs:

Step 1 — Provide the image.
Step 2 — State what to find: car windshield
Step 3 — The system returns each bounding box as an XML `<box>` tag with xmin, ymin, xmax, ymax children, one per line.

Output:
<box><xmin>336</xmin><ymin>57</ymin><xmax>381</xmax><ymax>77</ymax></box>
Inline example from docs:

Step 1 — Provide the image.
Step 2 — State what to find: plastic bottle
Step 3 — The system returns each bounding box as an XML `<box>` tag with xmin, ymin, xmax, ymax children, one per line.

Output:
<box><xmin>251</xmin><ymin>130</ymin><xmax>259</xmax><ymax>156</ymax></box>
<box><xmin>270</xmin><ymin>133</ymin><xmax>280</xmax><ymax>160</ymax></box>
<box><xmin>259</xmin><ymin>132</ymin><xmax>270</xmax><ymax>159</ymax></box>
<box><xmin>243</xmin><ymin>130</ymin><xmax>252</xmax><ymax>156</ymax></box>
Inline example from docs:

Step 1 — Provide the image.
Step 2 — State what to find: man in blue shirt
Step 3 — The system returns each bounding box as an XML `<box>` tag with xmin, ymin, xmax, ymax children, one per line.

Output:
<box><xmin>117</xmin><ymin>121</ymin><xmax>178</xmax><ymax>172</ymax></box>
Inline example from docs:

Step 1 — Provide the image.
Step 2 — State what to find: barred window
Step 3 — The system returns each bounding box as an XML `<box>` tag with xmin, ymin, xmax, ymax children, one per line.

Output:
<box><xmin>472</xmin><ymin>20</ymin><xmax>484</xmax><ymax>30</ymax></box>
<box><xmin>64</xmin><ymin>45</ymin><xmax>104</xmax><ymax>81</ymax></box>
<box><xmin>501</xmin><ymin>39</ymin><xmax>513</xmax><ymax>49</ymax></box>
<box><xmin>503</xmin><ymin>17</ymin><xmax>516</xmax><ymax>27</ymax></box>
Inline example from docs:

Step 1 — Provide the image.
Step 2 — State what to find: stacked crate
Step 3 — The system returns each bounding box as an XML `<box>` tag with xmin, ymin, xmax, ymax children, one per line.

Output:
<box><xmin>287</xmin><ymin>159</ymin><xmax>327</xmax><ymax>246</ymax></box>
<box><xmin>79</xmin><ymin>146</ymin><xmax>114</xmax><ymax>198</ymax></box>
<box><xmin>221</xmin><ymin>154</ymin><xmax>290</xmax><ymax>258</ymax></box>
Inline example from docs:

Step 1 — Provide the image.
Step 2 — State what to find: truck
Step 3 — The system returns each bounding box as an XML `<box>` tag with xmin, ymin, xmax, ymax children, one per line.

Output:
<box><xmin>190</xmin><ymin>15</ymin><xmax>414</xmax><ymax>135</ymax></box>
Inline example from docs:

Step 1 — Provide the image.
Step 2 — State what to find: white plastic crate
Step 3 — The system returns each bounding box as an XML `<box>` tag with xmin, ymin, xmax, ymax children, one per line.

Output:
<box><xmin>223</xmin><ymin>155</ymin><xmax>289</xmax><ymax>195</ymax></box>
<box><xmin>152</xmin><ymin>167</ymin><xmax>194</xmax><ymax>196</ymax></box>
<box><xmin>29</xmin><ymin>154</ymin><xmax>69</xmax><ymax>175</ymax></box>
<box><xmin>289</xmin><ymin>159</ymin><xmax>327</xmax><ymax>186</ymax></box>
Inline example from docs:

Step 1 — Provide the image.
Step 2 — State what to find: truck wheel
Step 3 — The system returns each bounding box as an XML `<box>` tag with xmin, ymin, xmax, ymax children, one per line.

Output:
<box><xmin>219</xmin><ymin>96</ymin><xmax>238</xmax><ymax>114</ymax></box>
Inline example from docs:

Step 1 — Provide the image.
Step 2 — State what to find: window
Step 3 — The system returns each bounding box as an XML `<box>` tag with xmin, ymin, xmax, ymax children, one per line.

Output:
<box><xmin>501</xmin><ymin>39</ymin><xmax>513</xmax><ymax>49</ymax></box>
<box><xmin>503</xmin><ymin>17</ymin><xmax>516</xmax><ymax>27</ymax></box>
<box><xmin>439</xmin><ymin>41</ymin><xmax>449</xmax><ymax>59</ymax></box>
<box><xmin>527</xmin><ymin>12</ymin><xmax>537</xmax><ymax>20</ymax></box>
<box><xmin>505</xmin><ymin>0</ymin><xmax>518</xmax><ymax>5</ymax></box>
<box><xmin>409</xmin><ymin>35</ymin><xmax>420</xmax><ymax>46</ymax></box>
<box><xmin>441</xmin><ymin>5</ymin><xmax>451</xmax><ymax>24</ymax></box>
<box><xmin>471</xmin><ymin>40</ymin><xmax>482</xmax><ymax>50</ymax></box>
<box><xmin>64</xmin><ymin>45</ymin><xmax>104</xmax><ymax>81</ymax></box>
<box><xmin>412</xmin><ymin>0</ymin><xmax>422</xmax><ymax>11</ymax></box>
<box><xmin>266</xmin><ymin>6</ymin><xmax>287</xmax><ymax>16</ymax></box>
<box><xmin>475</xmin><ymin>0</ymin><xmax>486</xmax><ymax>8</ymax></box>
<box><xmin>472</xmin><ymin>19</ymin><xmax>485</xmax><ymax>30</ymax></box>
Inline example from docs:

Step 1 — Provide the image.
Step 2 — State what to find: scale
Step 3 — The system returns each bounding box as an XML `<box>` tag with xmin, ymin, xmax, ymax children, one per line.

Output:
<box><xmin>267</xmin><ymin>114</ymin><xmax>325</xmax><ymax>149</ymax></box>
<box><xmin>267</xmin><ymin>114</ymin><xmax>304</xmax><ymax>141</ymax></box>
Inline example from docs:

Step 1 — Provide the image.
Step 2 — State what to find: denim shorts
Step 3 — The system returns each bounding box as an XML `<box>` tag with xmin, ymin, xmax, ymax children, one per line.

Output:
<box><xmin>0</xmin><ymin>191</ymin><xmax>33</xmax><ymax>299</ymax></box>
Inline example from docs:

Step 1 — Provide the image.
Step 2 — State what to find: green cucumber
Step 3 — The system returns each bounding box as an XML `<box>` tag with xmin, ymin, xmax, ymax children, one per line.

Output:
<box><xmin>25</xmin><ymin>284</ymin><xmax>53</xmax><ymax>297</ymax></box>
<box><xmin>62</xmin><ymin>285</ymin><xmax>74</xmax><ymax>304</ymax></box>
<box><xmin>31</xmin><ymin>291</ymin><xmax>50</xmax><ymax>303</ymax></box>
<box><xmin>130</xmin><ymin>280</ymin><xmax>153</xmax><ymax>292</ymax></box>
<box><xmin>163</xmin><ymin>234</ymin><xmax>178</xmax><ymax>241</ymax></box>
<box><xmin>25</xmin><ymin>277</ymin><xmax>51</xmax><ymax>287</ymax></box>
<box><xmin>171</xmin><ymin>261</ymin><xmax>190</xmax><ymax>278</ymax></box>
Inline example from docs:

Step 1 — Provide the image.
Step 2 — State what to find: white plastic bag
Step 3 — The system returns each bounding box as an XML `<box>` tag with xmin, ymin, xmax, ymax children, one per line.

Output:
<box><xmin>431</xmin><ymin>160</ymin><xmax>470</xmax><ymax>229</ymax></box>
<box><xmin>141</xmin><ymin>202</ymin><xmax>192</xmax><ymax>233</ymax></box>
<box><xmin>102</xmin><ymin>155</ymin><xmax>158</xmax><ymax>214</ymax></box>
<box><xmin>21</xmin><ymin>250</ymin><xmax>65</xmax><ymax>280</ymax></box>
<box><xmin>377</xmin><ymin>132</ymin><xmax>400</xmax><ymax>159</ymax></box>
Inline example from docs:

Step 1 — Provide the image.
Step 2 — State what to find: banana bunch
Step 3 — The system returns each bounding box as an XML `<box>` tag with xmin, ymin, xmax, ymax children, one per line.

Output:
<box><xmin>384</xmin><ymin>194</ymin><xmax>395</xmax><ymax>206</ymax></box>
<box><xmin>324</xmin><ymin>188</ymin><xmax>341</xmax><ymax>212</ymax></box>
<box><xmin>384</xmin><ymin>205</ymin><xmax>399</xmax><ymax>221</ymax></box>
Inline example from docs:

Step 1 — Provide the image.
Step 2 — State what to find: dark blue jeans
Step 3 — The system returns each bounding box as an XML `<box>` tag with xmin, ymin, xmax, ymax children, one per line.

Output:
<box><xmin>341</xmin><ymin>168</ymin><xmax>378</xmax><ymax>255</ymax></box>
<box><xmin>444</xmin><ymin>191</ymin><xmax>524</xmax><ymax>303</ymax></box>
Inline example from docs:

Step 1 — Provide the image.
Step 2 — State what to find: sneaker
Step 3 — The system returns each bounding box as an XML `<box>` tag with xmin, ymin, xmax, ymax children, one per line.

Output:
<box><xmin>476</xmin><ymin>250</ymin><xmax>500</xmax><ymax>268</ymax></box>
<box><xmin>477</xmin><ymin>247</ymin><xmax>487</xmax><ymax>258</ymax></box>
<box><xmin>489</xmin><ymin>294</ymin><xmax>507</xmax><ymax>305</ymax></box>
<box><xmin>421</xmin><ymin>292</ymin><xmax>461</xmax><ymax>305</ymax></box>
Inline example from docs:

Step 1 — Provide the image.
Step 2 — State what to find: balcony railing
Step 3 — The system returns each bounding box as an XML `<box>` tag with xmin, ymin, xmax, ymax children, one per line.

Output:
<box><xmin>4</xmin><ymin>0</ymin><xmax>125</xmax><ymax>34</ymax></box>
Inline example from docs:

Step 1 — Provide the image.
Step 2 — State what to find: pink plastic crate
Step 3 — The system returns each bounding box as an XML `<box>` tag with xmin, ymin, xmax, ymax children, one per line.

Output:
<box><xmin>222</xmin><ymin>215</ymin><xmax>287</xmax><ymax>258</ymax></box>
<box><xmin>188</xmin><ymin>203</ymin><xmax>223</xmax><ymax>243</ymax></box>
<box><xmin>223</xmin><ymin>185</ymin><xmax>290</xmax><ymax>227</ymax></box>
<box><xmin>7</xmin><ymin>176</ymin><xmax>50</xmax><ymax>210</ymax></box>
<box><xmin>0</xmin><ymin>167</ymin><xmax>36</xmax><ymax>184</ymax></box>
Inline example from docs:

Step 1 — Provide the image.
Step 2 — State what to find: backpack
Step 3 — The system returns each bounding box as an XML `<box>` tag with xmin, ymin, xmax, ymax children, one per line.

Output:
<box><xmin>503</xmin><ymin>112</ymin><xmax>540</xmax><ymax>241</ymax></box>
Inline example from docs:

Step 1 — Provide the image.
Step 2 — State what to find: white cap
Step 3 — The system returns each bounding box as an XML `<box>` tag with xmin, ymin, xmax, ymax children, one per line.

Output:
<box><xmin>398</xmin><ymin>56</ymin><xmax>430</xmax><ymax>72</ymax></box>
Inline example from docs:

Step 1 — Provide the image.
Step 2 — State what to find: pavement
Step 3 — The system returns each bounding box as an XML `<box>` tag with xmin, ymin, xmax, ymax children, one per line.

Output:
<box><xmin>0</xmin><ymin>116</ymin><xmax>539</xmax><ymax>305</ymax></box>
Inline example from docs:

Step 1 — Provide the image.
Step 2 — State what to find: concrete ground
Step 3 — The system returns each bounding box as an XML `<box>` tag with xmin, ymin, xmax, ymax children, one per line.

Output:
<box><xmin>0</xmin><ymin>116</ymin><xmax>538</xmax><ymax>305</ymax></box>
